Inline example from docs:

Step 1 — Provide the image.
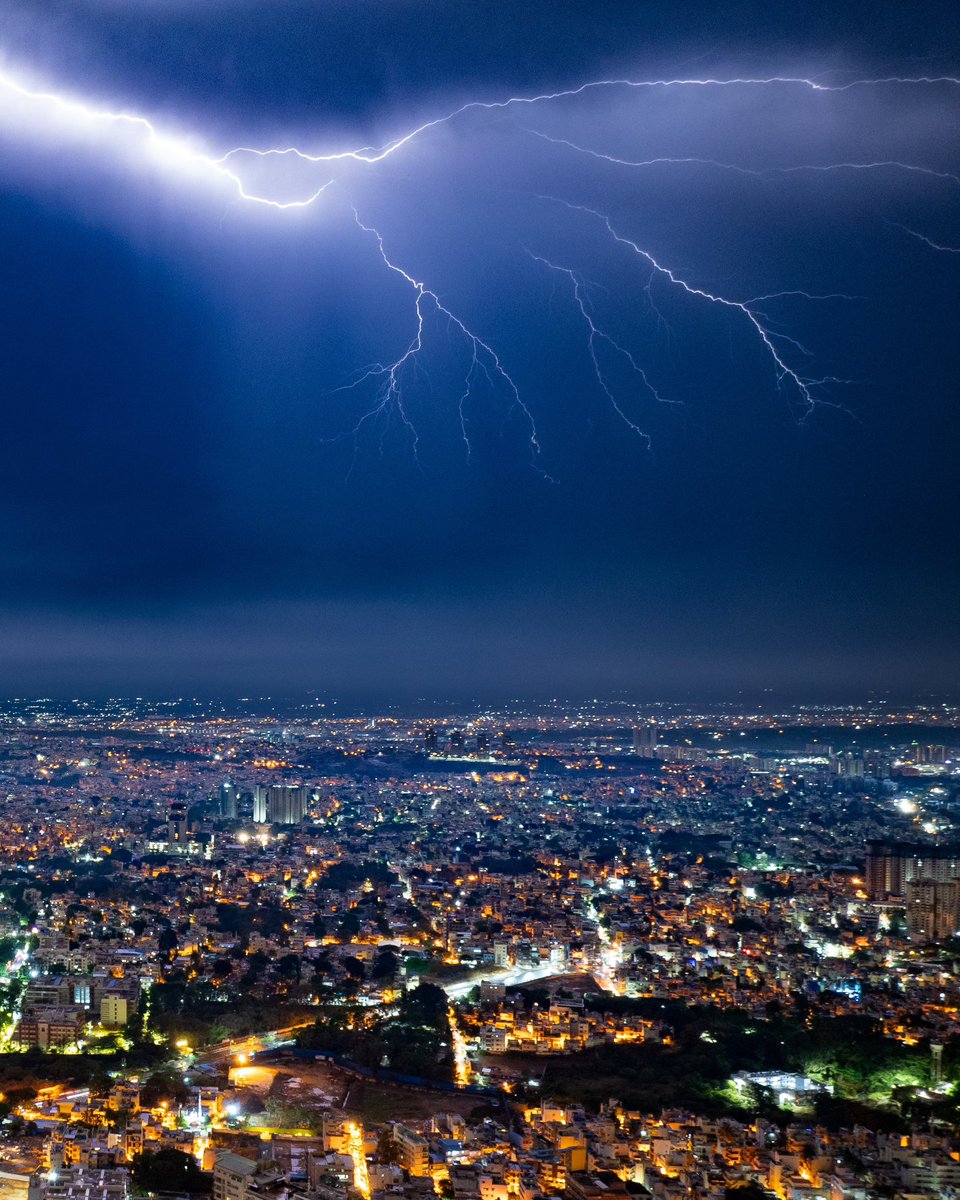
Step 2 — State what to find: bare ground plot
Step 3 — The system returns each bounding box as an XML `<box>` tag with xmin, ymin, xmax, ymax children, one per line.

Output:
<box><xmin>341</xmin><ymin>1078</ymin><xmax>498</xmax><ymax>1125</ymax></box>
<box><xmin>263</xmin><ymin>1053</ymin><xmax>502</xmax><ymax>1127</ymax></box>
<box><xmin>258</xmin><ymin>1057</ymin><xmax>349</xmax><ymax>1108</ymax></box>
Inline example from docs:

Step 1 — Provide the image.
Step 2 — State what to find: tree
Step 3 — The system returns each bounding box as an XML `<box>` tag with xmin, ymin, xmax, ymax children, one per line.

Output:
<box><xmin>140</xmin><ymin>1070</ymin><xmax>191</xmax><ymax>1108</ymax></box>
<box><xmin>157</xmin><ymin>927</ymin><xmax>178</xmax><ymax>957</ymax></box>
<box><xmin>403</xmin><ymin>982</ymin><xmax>448</xmax><ymax>1025</ymax></box>
<box><xmin>726</xmin><ymin>1185</ymin><xmax>773</xmax><ymax>1200</ymax></box>
<box><xmin>276</xmin><ymin>954</ymin><xmax>303</xmax><ymax>981</ymax></box>
<box><xmin>86</xmin><ymin>1072</ymin><xmax>113</xmax><ymax>1099</ymax></box>
<box><xmin>336</xmin><ymin>911</ymin><xmax>361</xmax><ymax>940</ymax></box>
<box><xmin>372</xmin><ymin>949</ymin><xmax>399</xmax><ymax>981</ymax></box>
<box><xmin>377</xmin><ymin>1128</ymin><xmax>399</xmax><ymax>1163</ymax></box>
<box><xmin>133</xmin><ymin>1149</ymin><xmax>211</xmax><ymax>1194</ymax></box>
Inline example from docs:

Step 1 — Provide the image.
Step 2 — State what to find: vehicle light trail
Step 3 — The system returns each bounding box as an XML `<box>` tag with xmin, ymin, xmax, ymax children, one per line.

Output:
<box><xmin>344</xmin><ymin>1120</ymin><xmax>371</xmax><ymax>1199</ymax></box>
<box><xmin>449</xmin><ymin>1006</ymin><xmax>472</xmax><ymax>1087</ymax></box>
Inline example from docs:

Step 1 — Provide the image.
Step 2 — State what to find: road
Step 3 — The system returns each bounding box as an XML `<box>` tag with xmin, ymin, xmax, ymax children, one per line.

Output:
<box><xmin>442</xmin><ymin>961</ymin><xmax>568</xmax><ymax>999</ymax></box>
<box><xmin>197</xmin><ymin>1021</ymin><xmax>315</xmax><ymax>1064</ymax></box>
<box><xmin>197</xmin><ymin>963</ymin><xmax>610</xmax><ymax>1068</ymax></box>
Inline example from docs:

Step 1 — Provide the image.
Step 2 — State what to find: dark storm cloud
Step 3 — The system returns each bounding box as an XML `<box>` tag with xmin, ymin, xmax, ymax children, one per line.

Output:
<box><xmin>0</xmin><ymin>1</ymin><xmax>958</xmax><ymax>698</ymax></box>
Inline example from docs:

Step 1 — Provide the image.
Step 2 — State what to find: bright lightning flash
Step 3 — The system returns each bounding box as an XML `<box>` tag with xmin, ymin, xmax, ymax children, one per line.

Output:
<box><xmin>0</xmin><ymin>60</ymin><xmax>956</xmax><ymax>463</ymax></box>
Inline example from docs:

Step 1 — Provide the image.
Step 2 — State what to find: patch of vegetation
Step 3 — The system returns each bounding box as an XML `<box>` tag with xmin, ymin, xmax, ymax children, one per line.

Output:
<box><xmin>298</xmin><ymin>982</ymin><xmax>452</xmax><ymax>1081</ymax></box>
<box><xmin>148</xmin><ymin>980</ymin><xmax>312</xmax><ymax>1046</ymax></box>
<box><xmin>537</xmin><ymin>1006</ymin><xmax>930</xmax><ymax>1128</ymax></box>
<box><xmin>0</xmin><ymin>1041</ymin><xmax>166</xmax><ymax>1090</ymax></box>
<box><xmin>132</xmin><ymin>1148</ymin><xmax>211</xmax><ymax>1195</ymax></box>
<box><xmin>317</xmin><ymin>861</ymin><xmax>397</xmax><ymax>891</ymax></box>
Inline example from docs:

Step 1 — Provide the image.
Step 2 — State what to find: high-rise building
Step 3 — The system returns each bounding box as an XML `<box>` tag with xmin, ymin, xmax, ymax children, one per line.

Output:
<box><xmin>836</xmin><ymin>752</ymin><xmax>865</xmax><ymax>778</ymax></box>
<box><xmin>253</xmin><ymin>784</ymin><xmax>307</xmax><ymax>826</ymax></box>
<box><xmin>219</xmin><ymin>782</ymin><xmax>238</xmax><ymax>820</ymax></box>
<box><xmin>865</xmin><ymin>842</ymin><xmax>906</xmax><ymax>898</ymax></box>
<box><xmin>392</xmin><ymin>1125</ymin><xmax>429</xmax><ymax>1176</ymax></box>
<box><xmin>213</xmin><ymin>1151</ymin><xmax>259</xmax><ymax>1200</ymax></box>
<box><xmin>168</xmin><ymin>802</ymin><xmax>188</xmax><ymax>845</ymax></box>
<box><xmin>272</xmin><ymin>787</ymin><xmax>306</xmax><ymax>825</ymax></box>
<box><xmin>424</xmin><ymin>726</ymin><xmax>438</xmax><ymax>753</ymax></box>
<box><xmin>905</xmin><ymin>878</ymin><xmax>960</xmax><ymax>941</ymax></box>
<box><xmin>932</xmin><ymin>1042</ymin><xmax>945</xmax><ymax>1085</ymax></box>
<box><xmin>866</xmin><ymin>840</ymin><xmax>960</xmax><ymax>899</ymax></box>
<box><xmin>632</xmin><ymin>725</ymin><xmax>658</xmax><ymax>757</ymax></box>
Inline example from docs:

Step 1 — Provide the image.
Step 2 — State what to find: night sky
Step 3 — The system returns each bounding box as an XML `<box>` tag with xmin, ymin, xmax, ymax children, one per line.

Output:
<box><xmin>0</xmin><ymin>1</ymin><xmax>958</xmax><ymax>702</ymax></box>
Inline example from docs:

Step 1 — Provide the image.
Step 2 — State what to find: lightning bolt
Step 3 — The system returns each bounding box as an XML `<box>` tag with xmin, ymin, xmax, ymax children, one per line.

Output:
<box><xmin>212</xmin><ymin>72</ymin><xmax>960</xmax><ymax>179</ymax></box>
<box><xmin>337</xmin><ymin>206</ymin><xmax>543</xmax><ymax>471</ymax></box>
<box><xmin>523</xmin><ymin>127</ymin><xmax>960</xmax><ymax>190</ymax></box>
<box><xmin>539</xmin><ymin>197</ymin><xmax>849</xmax><ymax>418</ymax></box>
<box><xmin>0</xmin><ymin>63</ymin><xmax>338</xmax><ymax>208</ymax></box>
<box><xmin>3</xmin><ymin>61</ymin><xmax>959</xmax><ymax>204</ymax></box>
<box><xmin>0</xmin><ymin>57</ymin><xmax>954</xmax><ymax>464</ymax></box>
<box><xmin>890</xmin><ymin>223</ymin><xmax>960</xmax><ymax>253</ymax></box>
<box><xmin>525</xmin><ymin>250</ymin><xmax>676</xmax><ymax>443</ymax></box>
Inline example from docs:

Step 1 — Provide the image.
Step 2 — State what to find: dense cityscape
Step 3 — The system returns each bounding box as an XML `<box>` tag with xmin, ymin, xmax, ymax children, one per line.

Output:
<box><xmin>1</xmin><ymin>5</ymin><xmax>958</xmax><ymax>1200</ymax></box>
<box><xmin>0</xmin><ymin>699</ymin><xmax>956</xmax><ymax>1200</ymax></box>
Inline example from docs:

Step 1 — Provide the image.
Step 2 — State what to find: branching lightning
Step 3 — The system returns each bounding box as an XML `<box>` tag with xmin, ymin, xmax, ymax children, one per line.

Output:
<box><xmin>890</xmin><ymin>222</ymin><xmax>960</xmax><ymax>253</ymax></box>
<box><xmin>538</xmin><ymin>196</ymin><xmax>850</xmax><ymax>419</ymax></box>
<box><xmin>210</xmin><ymin>71</ymin><xmax>960</xmax><ymax>174</ymax></box>
<box><xmin>525</xmin><ymin>250</ymin><xmax>674</xmax><ymax>443</ymax></box>
<box><xmin>339</xmin><ymin>207</ymin><xmax>543</xmax><ymax>471</ymax></box>
<box><xmin>0</xmin><ymin>58</ymin><xmax>956</xmax><ymax>465</ymax></box>
<box><xmin>3</xmin><ymin>60</ymin><xmax>958</xmax><ymax>202</ymax></box>
<box><xmin>0</xmin><ymin>63</ymin><xmax>339</xmax><ymax>208</ymax></box>
<box><xmin>523</xmin><ymin>127</ymin><xmax>960</xmax><ymax>189</ymax></box>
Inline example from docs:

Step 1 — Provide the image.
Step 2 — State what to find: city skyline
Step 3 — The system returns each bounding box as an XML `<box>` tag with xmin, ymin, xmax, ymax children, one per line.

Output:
<box><xmin>2</xmin><ymin>6</ymin><xmax>960</xmax><ymax>1191</ymax></box>
<box><xmin>0</xmin><ymin>691</ymin><xmax>956</xmax><ymax>1130</ymax></box>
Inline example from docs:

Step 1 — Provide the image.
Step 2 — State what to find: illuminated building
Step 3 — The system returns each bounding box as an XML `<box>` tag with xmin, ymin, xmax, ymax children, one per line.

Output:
<box><xmin>219</xmin><ymin>782</ymin><xmax>239</xmax><ymax>820</ymax></box>
<box><xmin>212</xmin><ymin>1153</ymin><xmax>258</xmax><ymax>1200</ymax></box>
<box><xmin>253</xmin><ymin>784</ymin><xmax>306</xmax><ymax>825</ymax></box>
<box><xmin>168</xmin><ymin>801</ymin><xmax>188</xmax><ymax>845</ymax></box>
<box><xmin>14</xmin><ymin>1006</ymin><xmax>86</xmax><ymax>1050</ymax></box>
<box><xmin>392</xmin><ymin>1125</ymin><xmax>430</xmax><ymax>1176</ymax></box>
<box><xmin>905</xmin><ymin>878</ymin><xmax>960</xmax><ymax>941</ymax></box>
<box><xmin>866</xmin><ymin>840</ymin><xmax>960</xmax><ymax>899</ymax></box>
<box><xmin>632</xmin><ymin>725</ymin><xmax>657</xmax><ymax>758</ymax></box>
